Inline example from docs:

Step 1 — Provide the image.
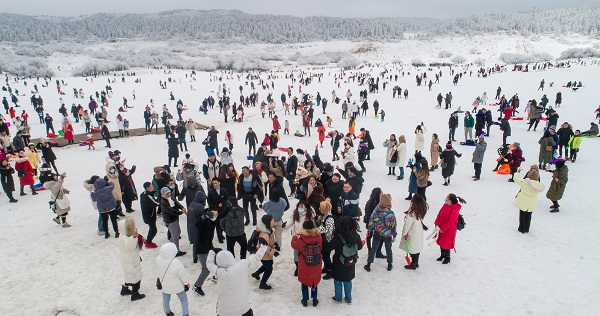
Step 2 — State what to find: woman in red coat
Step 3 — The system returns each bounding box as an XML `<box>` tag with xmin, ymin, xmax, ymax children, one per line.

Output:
<box><xmin>433</xmin><ymin>194</ymin><xmax>466</xmax><ymax>264</ymax></box>
<box><xmin>272</xmin><ymin>116</ymin><xmax>281</xmax><ymax>133</ymax></box>
<box><xmin>15</xmin><ymin>151</ymin><xmax>37</xmax><ymax>196</ymax></box>
<box><xmin>317</xmin><ymin>125</ymin><xmax>326</xmax><ymax>148</ymax></box>
<box><xmin>62</xmin><ymin>118</ymin><xmax>75</xmax><ymax>144</ymax></box>
<box><xmin>291</xmin><ymin>220</ymin><xmax>323</xmax><ymax>307</ymax></box>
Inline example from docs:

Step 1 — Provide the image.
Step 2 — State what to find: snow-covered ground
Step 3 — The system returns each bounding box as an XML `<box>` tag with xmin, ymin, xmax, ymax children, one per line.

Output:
<box><xmin>1</xmin><ymin>41</ymin><xmax>600</xmax><ymax>315</ymax></box>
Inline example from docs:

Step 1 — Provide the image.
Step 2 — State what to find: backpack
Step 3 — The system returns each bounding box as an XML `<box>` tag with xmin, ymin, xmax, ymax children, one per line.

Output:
<box><xmin>247</xmin><ymin>230</ymin><xmax>261</xmax><ymax>254</ymax></box>
<box><xmin>456</xmin><ymin>214</ymin><xmax>466</xmax><ymax>231</ymax></box>
<box><xmin>303</xmin><ymin>242</ymin><xmax>322</xmax><ymax>266</ymax></box>
<box><xmin>339</xmin><ymin>236</ymin><xmax>359</xmax><ymax>266</ymax></box>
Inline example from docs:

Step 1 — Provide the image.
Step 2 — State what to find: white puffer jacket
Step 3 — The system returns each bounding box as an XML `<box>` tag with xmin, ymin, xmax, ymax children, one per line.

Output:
<box><xmin>207</xmin><ymin>246</ymin><xmax>266</xmax><ymax>316</ymax></box>
<box><xmin>118</xmin><ymin>222</ymin><xmax>143</xmax><ymax>284</ymax></box>
<box><xmin>156</xmin><ymin>243</ymin><xmax>188</xmax><ymax>295</ymax></box>
<box><xmin>401</xmin><ymin>212</ymin><xmax>424</xmax><ymax>254</ymax></box>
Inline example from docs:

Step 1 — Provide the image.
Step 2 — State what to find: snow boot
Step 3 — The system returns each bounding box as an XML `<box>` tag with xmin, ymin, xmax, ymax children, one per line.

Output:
<box><xmin>193</xmin><ymin>286</ymin><xmax>205</xmax><ymax>296</ymax></box>
<box><xmin>301</xmin><ymin>299</ymin><xmax>308</xmax><ymax>307</ymax></box>
<box><xmin>404</xmin><ymin>253</ymin><xmax>420</xmax><ymax>269</ymax></box>
<box><xmin>259</xmin><ymin>283</ymin><xmax>272</xmax><ymax>290</ymax></box>
<box><xmin>251</xmin><ymin>271</ymin><xmax>261</xmax><ymax>280</ymax></box>
<box><xmin>120</xmin><ymin>285</ymin><xmax>132</xmax><ymax>296</ymax></box>
<box><xmin>131</xmin><ymin>292</ymin><xmax>145</xmax><ymax>301</ymax></box>
<box><xmin>387</xmin><ymin>263</ymin><xmax>393</xmax><ymax>271</ymax></box>
<box><xmin>364</xmin><ymin>263</ymin><xmax>371</xmax><ymax>272</ymax></box>
<box><xmin>436</xmin><ymin>250</ymin><xmax>445</xmax><ymax>261</ymax></box>
<box><xmin>313</xmin><ymin>298</ymin><xmax>319</xmax><ymax>307</ymax></box>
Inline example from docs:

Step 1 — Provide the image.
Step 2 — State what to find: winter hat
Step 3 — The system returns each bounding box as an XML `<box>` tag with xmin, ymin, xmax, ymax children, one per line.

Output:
<box><xmin>513</xmin><ymin>142</ymin><xmax>520</xmax><ymax>148</ymax></box>
<box><xmin>18</xmin><ymin>151</ymin><xmax>26</xmax><ymax>157</ymax></box>
<box><xmin>548</xmin><ymin>125</ymin><xmax>556</xmax><ymax>131</ymax></box>
<box><xmin>302</xmin><ymin>220</ymin><xmax>316</xmax><ymax>230</ymax></box>
<box><xmin>446</xmin><ymin>142</ymin><xmax>453</xmax><ymax>149</ymax></box>
<box><xmin>113</xmin><ymin>150</ymin><xmax>122</xmax><ymax>156</ymax></box>
<box><xmin>527</xmin><ymin>168</ymin><xmax>540</xmax><ymax>181</ymax></box>
<box><xmin>378</xmin><ymin>193</ymin><xmax>392</xmax><ymax>209</ymax></box>
<box><xmin>160</xmin><ymin>187</ymin><xmax>171</xmax><ymax>195</ymax></box>
<box><xmin>555</xmin><ymin>159</ymin><xmax>566</xmax><ymax>169</ymax></box>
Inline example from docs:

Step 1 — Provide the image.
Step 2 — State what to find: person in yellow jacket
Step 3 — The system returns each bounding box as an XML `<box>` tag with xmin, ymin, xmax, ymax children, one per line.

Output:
<box><xmin>25</xmin><ymin>143</ymin><xmax>41</xmax><ymax>177</ymax></box>
<box><xmin>567</xmin><ymin>130</ymin><xmax>582</xmax><ymax>162</ymax></box>
<box><xmin>513</xmin><ymin>165</ymin><xmax>545</xmax><ymax>233</ymax></box>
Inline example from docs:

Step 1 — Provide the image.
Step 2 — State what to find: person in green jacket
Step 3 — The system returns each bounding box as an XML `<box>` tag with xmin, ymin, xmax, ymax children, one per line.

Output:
<box><xmin>568</xmin><ymin>130</ymin><xmax>582</xmax><ymax>162</ymax></box>
<box><xmin>546</xmin><ymin>160</ymin><xmax>568</xmax><ymax>213</ymax></box>
<box><xmin>464</xmin><ymin>111</ymin><xmax>475</xmax><ymax>142</ymax></box>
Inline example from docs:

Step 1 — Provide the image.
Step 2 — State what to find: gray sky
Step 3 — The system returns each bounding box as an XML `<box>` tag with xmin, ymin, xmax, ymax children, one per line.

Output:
<box><xmin>2</xmin><ymin>0</ymin><xmax>593</xmax><ymax>18</ymax></box>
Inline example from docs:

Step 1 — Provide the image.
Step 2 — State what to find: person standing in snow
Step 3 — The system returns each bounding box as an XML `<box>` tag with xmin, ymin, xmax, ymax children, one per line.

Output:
<box><xmin>92</xmin><ymin>177</ymin><xmax>120</xmax><ymax>238</ymax></box>
<box><xmin>513</xmin><ymin>165</ymin><xmax>544</xmax><ymax>233</ymax></box>
<box><xmin>118</xmin><ymin>217</ymin><xmax>145</xmax><ymax>301</ymax></box>
<box><xmin>414</xmin><ymin>123</ymin><xmax>426</xmax><ymax>153</ymax></box>
<box><xmin>546</xmin><ymin>159</ymin><xmax>568</xmax><ymax>213</ymax></box>
<box><xmin>44</xmin><ymin>172</ymin><xmax>72</xmax><ymax>228</ymax></box>
<box><xmin>291</xmin><ymin>220</ymin><xmax>323</xmax><ymax>307</ymax></box>
<box><xmin>0</xmin><ymin>158</ymin><xmax>18</xmax><ymax>203</ymax></box>
<box><xmin>157</xmin><ymin>243</ymin><xmax>190</xmax><ymax>316</ymax></box>
<box><xmin>140</xmin><ymin>182</ymin><xmax>159</xmax><ymax>248</ymax></box>
<box><xmin>328</xmin><ymin>216</ymin><xmax>362</xmax><ymax>304</ymax></box>
<box><xmin>160</xmin><ymin>186</ymin><xmax>187</xmax><ymax>256</ymax></box>
<box><xmin>440</xmin><ymin>142</ymin><xmax>462</xmax><ymax>186</ymax></box>
<box><xmin>364</xmin><ymin>194</ymin><xmax>397</xmax><ymax>272</ymax></box>
<box><xmin>206</xmin><ymin>239</ymin><xmax>267</xmax><ymax>316</ymax></box>
<box><xmin>432</xmin><ymin>194</ymin><xmax>467</xmax><ymax>264</ymax></box>
<box><xmin>402</xmin><ymin>194</ymin><xmax>428</xmax><ymax>270</ymax></box>
<box><xmin>251</xmin><ymin>214</ymin><xmax>277</xmax><ymax>290</ymax></box>
<box><xmin>471</xmin><ymin>135</ymin><xmax>487</xmax><ymax>181</ymax></box>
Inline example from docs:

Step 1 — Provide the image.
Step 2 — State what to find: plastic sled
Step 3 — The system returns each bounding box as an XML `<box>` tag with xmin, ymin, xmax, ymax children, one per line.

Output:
<box><xmin>496</xmin><ymin>164</ymin><xmax>510</xmax><ymax>175</ymax></box>
<box><xmin>374</xmin><ymin>115</ymin><xmax>379</xmax><ymax>119</ymax></box>
<box><xmin>80</xmin><ymin>141</ymin><xmax>89</xmax><ymax>146</ymax></box>
<box><xmin>510</xmin><ymin>117</ymin><xmax>524</xmax><ymax>120</ymax></box>
<box><xmin>47</xmin><ymin>133</ymin><xmax>57</xmax><ymax>138</ymax></box>
<box><xmin>489</xmin><ymin>103</ymin><xmax>498</xmax><ymax>106</ymax></box>
<box><xmin>541</xmin><ymin>117</ymin><xmax>547</xmax><ymax>121</ymax></box>
<box><xmin>34</xmin><ymin>183</ymin><xmax>46</xmax><ymax>191</ymax></box>
<box><xmin>58</xmin><ymin>130</ymin><xmax>64</xmax><ymax>136</ymax></box>
<box><xmin>49</xmin><ymin>141</ymin><xmax>59</xmax><ymax>145</ymax></box>
<box><xmin>460</xmin><ymin>140</ymin><xmax>475</xmax><ymax>146</ymax></box>
<box><xmin>91</xmin><ymin>127</ymin><xmax>102</xmax><ymax>133</ymax></box>
<box><xmin>492</xmin><ymin>121</ymin><xmax>501</xmax><ymax>125</ymax></box>
<box><xmin>4</xmin><ymin>122</ymin><xmax>10</xmax><ymax>127</ymax></box>
<box><xmin>247</xmin><ymin>155</ymin><xmax>254</xmax><ymax>160</ymax></box>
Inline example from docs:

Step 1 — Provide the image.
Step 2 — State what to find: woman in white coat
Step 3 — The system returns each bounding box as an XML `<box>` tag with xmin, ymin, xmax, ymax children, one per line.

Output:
<box><xmin>207</xmin><ymin>244</ymin><xmax>267</xmax><ymax>316</ymax></box>
<box><xmin>414</xmin><ymin>123</ymin><xmax>427</xmax><ymax>153</ymax></box>
<box><xmin>118</xmin><ymin>217</ymin><xmax>145</xmax><ymax>301</ymax></box>
<box><xmin>157</xmin><ymin>243</ymin><xmax>189</xmax><ymax>316</ymax></box>
<box><xmin>402</xmin><ymin>194</ymin><xmax>428</xmax><ymax>270</ymax></box>
<box><xmin>341</xmin><ymin>143</ymin><xmax>355</xmax><ymax>166</ymax></box>
<box><xmin>513</xmin><ymin>165</ymin><xmax>545</xmax><ymax>234</ymax></box>
<box><xmin>396</xmin><ymin>135</ymin><xmax>407</xmax><ymax>180</ymax></box>
<box><xmin>383</xmin><ymin>134</ymin><xmax>399</xmax><ymax>175</ymax></box>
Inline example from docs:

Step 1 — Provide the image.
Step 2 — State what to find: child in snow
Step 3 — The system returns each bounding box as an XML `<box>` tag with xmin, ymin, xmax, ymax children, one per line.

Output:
<box><xmin>44</xmin><ymin>172</ymin><xmax>71</xmax><ymax>227</ymax></box>
<box><xmin>284</xmin><ymin>120</ymin><xmax>290</xmax><ymax>135</ymax></box>
<box><xmin>568</xmin><ymin>130</ymin><xmax>582</xmax><ymax>162</ymax></box>
<box><xmin>87</xmin><ymin>134</ymin><xmax>95</xmax><ymax>150</ymax></box>
<box><xmin>326</xmin><ymin>116</ymin><xmax>333</xmax><ymax>127</ymax></box>
<box><xmin>123</xmin><ymin>119</ymin><xmax>130</xmax><ymax>137</ymax></box>
<box><xmin>380</xmin><ymin>110</ymin><xmax>385</xmax><ymax>122</ymax></box>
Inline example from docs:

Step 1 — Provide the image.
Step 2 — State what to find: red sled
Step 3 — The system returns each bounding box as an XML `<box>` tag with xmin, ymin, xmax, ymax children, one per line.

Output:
<box><xmin>510</xmin><ymin>117</ymin><xmax>524</xmax><ymax>120</ymax></box>
<box><xmin>91</xmin><ymin>127</ymin><xmax>102</xmax><ymax>133</ymax></box>
<box><xmin>47</xmin><ymin>133</ymin><xmax>57</xmax><ymax>138</ymax></box>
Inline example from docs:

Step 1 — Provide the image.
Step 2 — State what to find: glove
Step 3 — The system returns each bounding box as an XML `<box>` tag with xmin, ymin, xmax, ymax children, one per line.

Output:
<box><xmin>282</xmin><ymin>221</ymin><xmax>287</xmax><ymax>228</ymax></box>
<box><xmin>212</xmin><ymin>247</ymin><xmax>223</xmax><ymax>254</ymax></box>
<box><xmin>274</xmin><ymin>251</ymin><xmax>280</xmax><ymax>257</ymax></box>
<box><xmin>258</xmin><ymin>237</ymin><xmax>268</xmax><ymax>246</ymax></box>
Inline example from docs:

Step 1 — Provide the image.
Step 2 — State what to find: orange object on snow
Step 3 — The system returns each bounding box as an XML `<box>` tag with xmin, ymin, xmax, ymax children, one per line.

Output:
<box><xmin>496</xmin><ymin>164</ymin><xmax>511</xmax><ymax>175</ymax></box>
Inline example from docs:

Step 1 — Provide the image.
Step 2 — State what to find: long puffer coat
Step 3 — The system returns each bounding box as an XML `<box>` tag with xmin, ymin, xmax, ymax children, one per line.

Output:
<box><xmin>15</xmin><ymin>158</ymin><xmax>35</xmax><ymax>186</ymax></box>
<box><xmin>105</xmin><ymin>163</ymin><xmax>122</xmax><ymax>201</ymax></box>
<box><xmin>156</xmin><ymin>243</ymin><xmax>188</xmax><ymax>295</ymax></box>
<box><xmin>402</xmin><ymin>212</ymin><xmax>424</xmax><ymax>254</ymax></box>
<box><xmin>538</xmin><ymin>136</ymin><xmax>555</xmax><ymax>164</ymax></box>
<box><xmin>383</xmin><ymin>139</ymin><xmax>398</xmax><ymax>167</ymax></box>
<box><xmin>91</xmin><ymin>178</ymin><xmax>117</xmax><ymax>213</ymax></box>
<box><xmin>118</xmin><ymin>220</ymin><xmax>143</xmax><ymax>284</ymax></box>
<box><xmin>440</xmin><ymin>149</ymin><xmax>462</xmax><ymax>178</ymax></box>
<box><xmin>291</xmin><ymin>228</ymin><xmax>323</xmax><ymax>289</ymax></box>
<box><xmin>434</xmin><ymin>203</ymin><xmax>461</xmax><ymax>250</ymax></box>
<box><xmin>546</xmin><ymin>165</ymin><xmax>568</xmax><ymax>201</ymax></box>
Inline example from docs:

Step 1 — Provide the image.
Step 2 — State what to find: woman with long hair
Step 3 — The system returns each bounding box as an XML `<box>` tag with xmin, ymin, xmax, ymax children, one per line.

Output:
<box><xmin>284</xmin><ymin>201</ymin><xmax>316</xmax><ymax>276</ymax></box>
<box><xmin>432</xmin><ymin>194</ymin><xmax>467</xmax><ymax>264</ymax></box>
<box><xmin>329</xmin><ymin>216</ymin><xmax>362</xmax><ymax>304</ymax></box>
<box><xmin>414</xmin><ymin>159</ymin><xmax>430</xmax><ymax>199</ymax></box>
<box><xmin>402</xmin><ymin>194</ymin><xmax>428</xmax><ymax>269</ymax></box>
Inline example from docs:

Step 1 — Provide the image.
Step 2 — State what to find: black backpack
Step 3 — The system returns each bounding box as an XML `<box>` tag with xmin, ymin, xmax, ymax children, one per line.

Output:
<box><xmin>456</xmin><ymin>214</ymin><xmax>466</xmax><ymax>231</ymax></box>
<box><xmin>247</xmin><ymin>230</ymin><xmax>261</xmax><ymax>254</ymax></box>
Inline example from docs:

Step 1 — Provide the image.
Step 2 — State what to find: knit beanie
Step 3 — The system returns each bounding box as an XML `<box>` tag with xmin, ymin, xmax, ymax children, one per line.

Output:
<box><xmin>526</xmin><ymin>165</ymin><xmax>540</xmax><ymax>181</ymax></box>
<box><xmin>378</xmin><ymin>193</ymin><xmax>392</xmax><ymax>209</ymax></box>
<box><xmin>555</xmin><ymin>159</ymin><xmax>565</xmax><ymax>169</ymax></box>
<box><xmin>302</xmin><ymin>220</ymin><xmax>316</xmax><ymax>230</ymax></box>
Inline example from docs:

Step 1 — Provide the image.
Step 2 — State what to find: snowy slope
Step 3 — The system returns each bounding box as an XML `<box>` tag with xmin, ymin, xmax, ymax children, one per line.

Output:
<box><xmin>1</xmin><ymin>55</ymin><xmax>599</xmax><ymax>315</ymax></box>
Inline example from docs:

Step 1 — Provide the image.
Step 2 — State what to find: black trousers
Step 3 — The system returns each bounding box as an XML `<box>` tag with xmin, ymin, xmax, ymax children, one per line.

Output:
<box><xmin>242</xmin><ymin>193</ymin><xmax>258</xmax><ymax>224</ymax></box>
<box><xmin>322</xmin><ymin>247</ymin><xmax>332</xmax><ymax>271</ymax></box>
<box><xmin>474</xmin><ymin>163</ymin><xmax>482</xmax><ymax>179</ymax></box>
<box><xmin>256</xmin><ymin>260</ymin><xmax>273</xmax><ymax>284</ymax></box>
<box><xmin>226</xmin><ymin>234</ymin><xmax>247</xmax><ymax>259</ymax></box>
<box><xmin>570</xmin><ymin>148</ymin><xmax>579</xmax><ymax>161</ymax></box>
<box><xmin>248</xmin><ymin>144</ymin><xmax>256</xmax><ymax>156</ymax></box>
<box><xmin>145</xmin><ymin>216</ymin><xmax>157</xmax><ymax>243</ymax></box>
<box><xmin>518</xmin><ymin>210</ymin><xmax>532</xmax><ymax>233</ymax></box>
<box><xmin>104</xmin><ymin>137</ymin><xmax>111</xmax><ymax>148</ymax></box>
<box><xmin>416</xmin><ymin>186</ymin><xmax>427</xmax><ymax>200</ymax></box>
<box><xmin>101</xmin><ymin>210</ymin><xmax>119</xmax><ymax>235</ymax></box>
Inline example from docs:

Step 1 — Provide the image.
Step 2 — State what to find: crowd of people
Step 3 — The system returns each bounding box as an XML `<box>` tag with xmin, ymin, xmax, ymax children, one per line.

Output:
<box><xmin>0</xmin><ymin>60</ymin><xmax>595</xmax><ymax>315</ymax></box>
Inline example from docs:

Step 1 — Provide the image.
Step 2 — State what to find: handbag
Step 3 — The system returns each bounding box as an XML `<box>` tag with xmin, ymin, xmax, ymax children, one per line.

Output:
<box><xmin>156</xmin><ymin>259</ymin><xmax>174</xmax><ymax>290</ymax></box>
<box><xmin>456</xmin><ymin>214</ymin><xmax>466</xmax><ymax>231</ymax></box>
<box><xmin>545</xmin><ymin>144</ymin><xmax>552</xmax><ymax>152</ymax></box>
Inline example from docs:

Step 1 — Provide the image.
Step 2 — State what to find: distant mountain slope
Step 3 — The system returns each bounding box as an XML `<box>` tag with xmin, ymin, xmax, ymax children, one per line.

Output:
<box><xmin>0</xmin><ymin>6</ymin><xmax>598</xmax><ymax>43</ymax></box>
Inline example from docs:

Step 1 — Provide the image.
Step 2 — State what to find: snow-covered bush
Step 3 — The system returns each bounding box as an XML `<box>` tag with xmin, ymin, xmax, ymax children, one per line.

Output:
<box><xmin>411</xmin><ymin>58</ymin><xmax>425</xmax><ymax>67</ymax></box>
<box><xmin>336</xmin><ymin>56</ymin><xmax>360</xmax><ymax>69</ymax></box>
<box><xmin>451</xmin><ymin>55</ymin><xmax>467</xmax><ymax>64</ymax></box>
<box><xmin>75</xmin><ymin>60</ymin><xmax>127</xmax><ymax>76</ymax></box>
<box><xmin>391</xmin><ymin>58</ymin><xmax>402</xmax><ymax>64</ymax></box>
<box><xmin>499</xmin><ymin>52</ymin><xmax>553</xmax><ymax>64</ymax></box>
<box><xmin>473</xmin><ymin>57</ymin><xmax>486</xmax><ymax>65</ymax></box>
<box><xmin>194</xmin><ymin>58</ymin><xmax>217</xmax><ymax>71</ymax></box>
<box><xmin>469</xmin><ymin>47</ymin><xmax>480</xmax><ymax>54</ymax></box>
<box><xmin>558</xmin><ymin>47</ymin><xmax>600</xmax><ymax>60</ymax></box>
<box><xmin>287</xmin><ymin>52</ymin><xmax>303</xmax><ymax>62</ymax></box>
<box><xmin>438</xmin><ymin>50</ymin><xmax>452</xmax><ymax>58</ymax></box>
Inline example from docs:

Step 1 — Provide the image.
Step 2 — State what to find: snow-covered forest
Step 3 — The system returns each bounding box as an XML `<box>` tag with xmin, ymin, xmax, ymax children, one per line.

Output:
<box><xmin>1</xmin><ymin>6</ymin><xmax>599</xmax><ymax>43</ymax></box>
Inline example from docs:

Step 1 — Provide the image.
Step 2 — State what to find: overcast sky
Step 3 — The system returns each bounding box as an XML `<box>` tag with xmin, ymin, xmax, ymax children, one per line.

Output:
<box><xmin>2</xmin><ymin>0</ymin><xmax>593</xmax><ymax>18</ymax></box>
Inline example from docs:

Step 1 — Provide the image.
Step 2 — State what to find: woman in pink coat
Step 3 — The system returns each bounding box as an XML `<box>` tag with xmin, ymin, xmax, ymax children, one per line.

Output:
<box><xmin>62</xmin><ymin>118</ymin><xmax>74</xmax><ymax>144</ymax></box>
<box><xmin>14</xmin><ymin>151</ymin><xmax>37</xmax><ymax>196</ymax></box>
<box><xmin>433</xmin><ymin>194</ymin><xmax>466</xmax><ymax>264</ymax></box>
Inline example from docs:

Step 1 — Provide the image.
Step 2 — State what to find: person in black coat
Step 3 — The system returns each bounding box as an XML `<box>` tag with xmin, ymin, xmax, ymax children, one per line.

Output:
<box><xmin>1</xmin><ymin>159</ymin><xmax>18</xmax><ymax>203</ymax></box>
<box><xmin>140</xmin><ymin>182</ymin><xmax>159</xmax><ymax>247</ymax></box>
<box><xmin>245</xmin><ymin>127</ymin><xmax>259</xmax><ymax>156</ymax></box>
<box><xmin>208</xmin><ymin>127</ymin><xmax>219</xmax><ymax>155</ymax></box>
<box><xmin>440</xmin><ymin>142</ymin><xmax>462</xmax><ymax>185</ymax></box>
<box><xmin>335</xmin><ymin>166</ymin><xmax>364</xmax><ymax>197</ymax></box>
<box><xmin>475</xmin><ymin>109</ymin><xmax>486</xmax><ymax>137</ymax></box>
<box><xmin>36</xmin><ymin>139</ymin><xmax>59</xmax><ymax>174</ymax></box>
<box><xmin>359</xmin><ymin>128</ymin><xmax>375</xmax><ymax>160</ymax></box>
<box><xmin>500</xmin><ymin>118</ymin><xmax>511</xmax><ymax>146</ymax></box>
<box><xmin>266</xmin><ymin>172</ymin><xmax>289</xmax><ymax>211</ymax></box>
<box><xmin>160</xmin><ymin>187</ymin><xmax>186</xmax><ymax>255</ymax></box>
<box><xmin>101</xmin><ymin>121</ymin><xmax>111</xmax><ymax>148</ymax></box>
<box><xmin>178</xmin><ymin>175</ymin><xmax>205</xmax><ymax>208</ymax></box>
<box><xmin>167</xmin><ymin>133</ymin><xmax>180</xmax><ymax>167</ymax></box>
<box><xmin>285</xmin><ymin>148</ymin><xmax>298</xmax><ymax>196</ymax></box>
<box><xmin>328</xmin><ymin>216</ymin><xmax>363</xmax><ymax>303</ymax></box>
<box><xmin>484</xmin><ymin>109</ymin><xmax>493</xmax><ymax>136</ymax></box>
<box><xmin>118</xmin><ymin>164</ymin><xmax>137</xmax><ymax>213</ymax></box>
<box><xmin>448</xmin><ymin>112</ymin><xmax>459</xmax><ymax>142</ymax></box>
<box><xmin>237</xmin><ymin>167</ymin><xmax>263</xmax><ymax>226</ymax></box>
<box><xmin>207</xmin><ymin>177</ymin><xmax>229</xmax><ymax>243</ymax></box>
